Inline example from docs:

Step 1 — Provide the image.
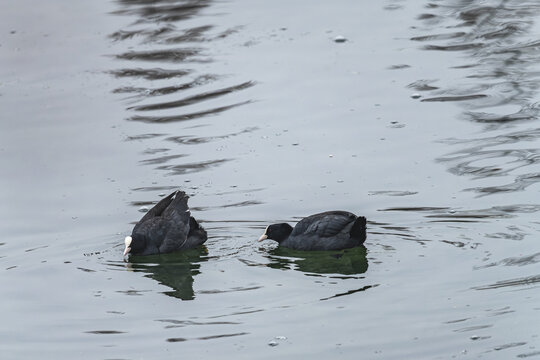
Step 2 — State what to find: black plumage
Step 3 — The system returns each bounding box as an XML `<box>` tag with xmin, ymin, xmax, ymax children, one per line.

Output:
<box><xmin>124</xmin><ymin>191</ymin><xmax>207</xmax><ymax>256</ymax></box>
<box><xmin>258</xmin><ymin>211</ymin><xmax>366</xmax><ymax>250</ymax></box>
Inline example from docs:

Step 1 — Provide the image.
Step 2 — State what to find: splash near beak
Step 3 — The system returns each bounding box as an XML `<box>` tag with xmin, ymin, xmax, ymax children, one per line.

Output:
<box><xmin>258</xmin><ymin>234</ymin><xmax>268</xmax><ymax>242</ymax></box>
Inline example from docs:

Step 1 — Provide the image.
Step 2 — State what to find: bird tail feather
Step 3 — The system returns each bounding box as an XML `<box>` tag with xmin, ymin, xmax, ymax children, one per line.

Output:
<box><xmin>350</xmin><ymin>216</ymin><xmax>367</xmax><ymax>243</ymax></box>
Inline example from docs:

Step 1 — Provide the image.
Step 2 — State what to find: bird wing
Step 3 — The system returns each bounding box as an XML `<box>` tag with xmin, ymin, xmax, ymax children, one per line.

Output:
<box><xmin>293</xmin><ymin>211</ymin><xmax>356</xmax><ymax>237</ymax></box>
<box><xmin>131</xmin><ymin>217</ymin><xmax>168</xmax><ymax>252</ymax></box>
<box><xmin>133</xmin><ymin>191</ymin><xmax>177</xmax><ymax>234</ymax></box>
<box><xmin>131</xmin><ymin>191</ymin><xmax>192</xmax><ymax>253</ymax></box>
<box><xmin>159</xmin><ymin>191</ymin><xmax>192</xmax><ymax>253</ymax></box>
<box><xmin>161</xmin><ymin>191</ymin><xmax>190</xmax><ymax>220</ymax></box>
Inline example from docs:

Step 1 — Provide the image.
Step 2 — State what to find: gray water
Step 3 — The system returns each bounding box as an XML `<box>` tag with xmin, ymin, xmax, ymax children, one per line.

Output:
<box><xmin>1</xmin><ymin>0</ymin><xmax>539</xmax><ymax>358</ymax></box>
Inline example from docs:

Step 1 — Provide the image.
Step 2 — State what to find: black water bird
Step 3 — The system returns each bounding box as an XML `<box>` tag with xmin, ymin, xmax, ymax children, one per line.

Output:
<box><xmin>124</xmin><ymin>191</ymin><xmax>207</xmax><ymax>256</ymax></box>
<box><xmin>258</xmin><ymin>211</ymin><xmax>366</xmax><ymax>250</ymax></box>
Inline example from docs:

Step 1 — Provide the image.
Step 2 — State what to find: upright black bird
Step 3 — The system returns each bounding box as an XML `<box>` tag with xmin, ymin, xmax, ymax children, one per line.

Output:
<box><xmin>124</xmin><ymin>191</ymin><xmax>207</xmax><ymax>256</ymax></box>
<box><xmin>258</xmin><ymin>211</ymin><xmax>366</xmax><ymax>251</ymax></box>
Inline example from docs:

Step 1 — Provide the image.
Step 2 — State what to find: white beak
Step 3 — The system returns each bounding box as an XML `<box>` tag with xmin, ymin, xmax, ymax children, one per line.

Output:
<box><xmin>124</xmin><ymin>236</ymin><xmax>132</xmax><ymax>256</ymax></box>
<box><xmin>258</xmin><ymin>234</ymin><xmax>268</xmax><ymax>242</ymax></box>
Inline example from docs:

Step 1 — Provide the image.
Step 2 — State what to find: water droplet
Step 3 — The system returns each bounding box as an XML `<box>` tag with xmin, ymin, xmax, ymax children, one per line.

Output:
<box><xmin>158</xmin><ymin>193</ymin><xmax>166</xmax><ymax>197</ymax></box>
<box><xmin>268</xmin><ymin>340</ymin><xmax>279</xmax><ymax>347</ymax></box>
<box><xmin>411</xmin><ymin>93</ymin><xmax>421</xmax><ymax>99</ymax></box>
<box><xmin>334</xmin><ymin>35</ymin><xmax>347</xmax><ymax>43</ymax></box>
<box><xmin>275</xmin><ymin>336</ymin><xmax>287</xmax><ymax>340</ymax></box>
<box><xmin>470</xmin><ymin>335</ymin><xmax>480</xmax><ymax>340</ymax></box>
<box><xmin>329</xmin><ymin>154</ymin><xmax>334</xmax><ymax>158</ymax></box>
<box><xmin>138</xmin><ymin>206</ymin><xmax>149</xmax><ymax>213</ymax></box>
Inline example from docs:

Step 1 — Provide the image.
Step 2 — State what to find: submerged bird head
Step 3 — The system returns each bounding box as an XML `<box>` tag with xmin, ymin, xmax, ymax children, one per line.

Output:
<box><xmin>258</xmin><ymin>223</ymin><xmax>294</xmax><ymax>244</ymax></box>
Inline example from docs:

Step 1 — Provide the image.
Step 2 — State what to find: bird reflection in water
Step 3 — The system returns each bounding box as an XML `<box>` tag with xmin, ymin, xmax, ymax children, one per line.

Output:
<box><xmin>126</xmin><ymin>247</ymin><xmax>208</xmax><ymax>300</ymax></box>
<box><xmin>265</xmin><ymin>246</ymin><xmax>368</xmax><ymax>276</ymax></box>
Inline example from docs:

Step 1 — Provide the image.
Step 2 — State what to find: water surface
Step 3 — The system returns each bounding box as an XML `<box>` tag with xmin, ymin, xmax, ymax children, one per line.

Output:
<box><xmin>1</xmin><ymin>0</ymin><xmax>539</xmax><ymax>358</ymax></box>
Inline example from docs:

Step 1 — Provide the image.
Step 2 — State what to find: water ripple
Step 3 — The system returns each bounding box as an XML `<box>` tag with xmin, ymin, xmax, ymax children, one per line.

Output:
<box><xmin>423</xmin><ymin>43</ymin><xmax>484</xmax><ymax>51</ymax></box>
<box><xmin>156</xmin><ymin>158</ymin><xmax>232</xmax><ymax>176</ymax></box>
<box><xmin>140</xmin><ymin>154</ymin><xmax>187</xmax><ymax>165</ymax></box>
<box><xmin>157</xmin><ymin>319</ymin><xmax>241</xmax><ymax>329</ymax></box>
<box><xmin>109</xmin><ymin>67</ymin><xmax>191</xmax><ymax>80</ymax></box>
<box><xmin>413</xmin><ymin>1</ymin><xmax>540</xmax><ymax>197</ymax></box>
<box><xmin>191</xmin><ymin>200</ymin><xmax>263</xmax><ymax>212</ymax></box>
<box><xmin>113</xmin><ymin>74</ymin><xmax>220</xmax><ymax>98</ymax></box>
<box><xmin>127</xmin><ymin>81</ymin><xmax>255</xmax><ymax>111</ymax></box>
<box><xmin>465</xmin><ymin>172</ymin><xmax>540</xmax><ymax>195</ymax></box>
<box><xmin>381</xmin><ymin>204</ymin><xmax>540</xmax><ymax>223</ymax></box>
<box><xmin>493</xmin><ymin>342</ymin><xmax>527</xmax><ymax>351</ymax></box>
<box><xmin>127</xmin><ymin>101</ymin><xmax>252</xmax><ymax>123</ymax></box>
<box><xmin>110</xmin><ymin>24</ymin><xmax>221</xmax><ymax>44</ymax></box>
<box><xmin>476</xmin><ymin>252</ymin><xmax>540</xmax><ymax>269</ymax></box>
<box><xmin>109</xmin><ymin>24</ymin><xmax>177</xmax><ymax>42</ymax></box>
<box><xmin>109</xmin><ymin>0</ymin><xmax>255</xmax><ymax>184</ymax></box>
<box><xmin>115</xmin><ymin>47</ymin><xmax>209</xmax><ymax>63</ymax></box>
<box><xmin>473</xmin><ymin>274</ymin><xmax>540</xmax><ymax>290</ymax></box>
<box><xmin>410</xmin><ymin>31</ymin><xmax>466</xmax><ymax>42</ymax></box>
<box><xmin>421</xmin><ymin>94</ymin><xmax>487</xmax><ymax>102</ymax></box>
<box><xmin>166</xmin><ymin>127</ymin><xmax>257</xmax><ymax>145</ymax></box>
<box><xmin>85</xmin><ymin>330</ymin><xmax>126</xmax><ymax>335</ymax></box>
<box><xmin>125</xmin><ymin>133</ymin><xmax>165</xmax><ymax>141</ymax></box>
<box><xmin>319</xmin><ymin>284</ymin><xmax>378</xmax><ymax>301</ymax></box>
<box><xmin>112</xmin><ymin>1</ymin><xmax>211</xmax><ymax>23</ymax></box>
<box><xmin>166</xmin><ymin>332</ymin><xmax>248</xmax><ymax>342</ymax></box>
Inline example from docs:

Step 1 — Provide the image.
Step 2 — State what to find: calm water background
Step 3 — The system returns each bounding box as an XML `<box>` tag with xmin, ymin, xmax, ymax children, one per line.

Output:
<box><xmin>1</xmin><ymin>0</ymin><xmax>539</xmax><ymax>358</ymax></box>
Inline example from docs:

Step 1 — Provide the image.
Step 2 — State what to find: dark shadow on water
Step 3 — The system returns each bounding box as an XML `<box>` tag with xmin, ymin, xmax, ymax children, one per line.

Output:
<box><xmin>265</xmin><ymin>246</ymin><xmax>368</xmax><ymax>276</ymax></box>
<box><xmin>127</xmin><ymin>247</ymin><xmax>208</xmax><ymax>300</ymax></box>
